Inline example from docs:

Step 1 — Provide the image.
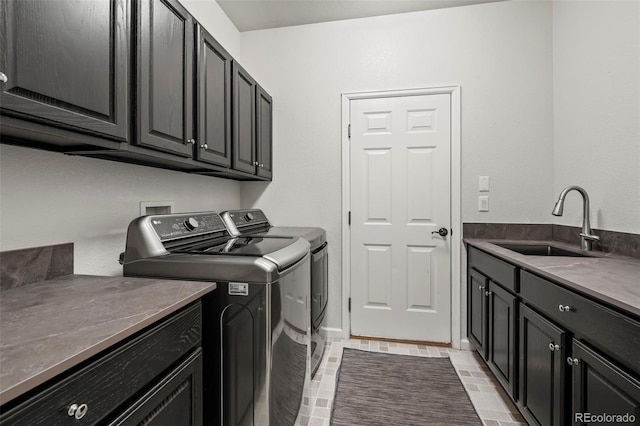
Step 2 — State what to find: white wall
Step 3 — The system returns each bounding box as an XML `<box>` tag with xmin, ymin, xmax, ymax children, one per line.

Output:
<box><xmin>0</xmin><ymin>0</ymin><xmax>243</xmax><ymax>276</ymax></box>
<box><xmin>239</xmin><ymin>1</ymin><xmax>555</xmax><ymax>331</ymax></box>
<box><xmin>553</xmin><ymin>0</ymin><xmax>640</xmax><ymax>234</ymax></box>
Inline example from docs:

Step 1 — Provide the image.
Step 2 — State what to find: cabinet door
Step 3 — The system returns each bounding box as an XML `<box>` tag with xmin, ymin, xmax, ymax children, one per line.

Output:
<box><xmin>468</xmin><ymin>269</ymin><xmax>488</xmax><ymax>360</ymax></box>
<box><xmin>136</xmin><ymin>0</ymin><xmax>193</xmax><ymax>157</ymax></box>
<box><xmin>255</xmin><ymin>84</ymin><xmax>273</xmax><ymax>179</ymax></box>
<box><xmin>519</xmin><ymin>304</ymin><xmax>567</xmax><ymax>426</ymax></box>
<box><xmin>232</xmin><ymin>61</ymin><xmax>256</xmax><ymax>174</ymax></box>
<box><xmin>570</xmin><ymin>340</ymin><xmax>640</xmax><ymax>426</ymax></box>
<box><xmin>0</xmin><ymin>0</ymin><xmax>128</xmax><ymax>141</ymax></box>
<box><xmin>487</xmin><ymin>282</ymin><xmax>518</xmax><ymax>400</ymax></box>
<box><xmin>109</xmin><ymin>349</ymin><xmax>203</xmax><ymax>426</ymax></box>
<box><xmin>195</xmin><ymin>25</ymin><xmax>232</xmax><ymax>167</ymax></box>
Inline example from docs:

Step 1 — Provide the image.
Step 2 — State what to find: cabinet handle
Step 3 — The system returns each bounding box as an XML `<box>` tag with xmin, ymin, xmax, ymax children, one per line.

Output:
<box><xmin>566</xmin><ymin>357</ymin><xmax>580</xmax><ymax>366</ymax></box>
<box><xmin>200</xmin><ymin>143</ymin><xmax>208</xmax><ymax>149</ymax></box>
<box><xmin>558</xmin><ymin>305</ymin><xmax>572</xmax><ymax>312</ymax></box>
<box><xmin>478</xmin><ymin>285</ymin><xmax>485</xmax><ymax>291</ymax></box>
<box><xmin>485</xmin><ymin>291</ymin><xmax>492</xmax><ymax>297</ymax></box>
<box><xmin>259</xmin><ymin>163</ymin><xmax>264</xmax><ymax>167</ymax></box>
<box><xmin>0</xmin><ymin>72</ymin><xmax>7</xmax><ymax>83</ymax></box>
<box><xmin>254</xmin><ymin>161</ymin><xmax>258</xmax><ymax>166</ymax></box>
<box><xmin>548</xmin><ymin>343</ymin><xmax>560</xmax><ymax>351</ymax></box>
<box><xmin>68</xmin><ymin>403</ymin><xmax>88</xmax><ymax>419</ymax></box>
<box><xmin>187</xmin><ymin>139</ymin><xmax>196</xmax><ymax>145</ymax></box>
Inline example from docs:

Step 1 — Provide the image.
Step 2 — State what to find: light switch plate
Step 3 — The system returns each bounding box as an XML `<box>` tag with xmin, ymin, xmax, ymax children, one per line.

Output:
<box><xmin>479</xmin><ymin>176</ymin><xmax>490</xmax><ymax>192</ymax></box>
<box><xmin>478</xmin><ymin>196</ymin><xmax>489</xmax><ymax>212</ymax></box>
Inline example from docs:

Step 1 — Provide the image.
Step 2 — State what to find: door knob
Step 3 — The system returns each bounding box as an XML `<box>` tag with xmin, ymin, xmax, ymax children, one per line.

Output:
<box><xmin>432</xmin><ymin>228</ymin><xmax>448</xmax><ymax>237</ymax></box>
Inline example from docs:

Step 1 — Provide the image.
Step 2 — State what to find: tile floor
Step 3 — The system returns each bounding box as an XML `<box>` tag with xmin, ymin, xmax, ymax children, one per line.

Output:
<box><xmin>296</xmin><ymin>338</ymin><xmax>527</xmax><ymax>426</ymax></box>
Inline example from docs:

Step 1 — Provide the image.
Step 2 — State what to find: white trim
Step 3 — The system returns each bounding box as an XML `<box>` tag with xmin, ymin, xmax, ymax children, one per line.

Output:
<box><xmin>341</xmin><ymin>86</ymin><xmax>462</xmax><ymax>348</ymax></box>
<box><xmin>322</xmin><ymin>327</ymin><xmax>344</xmax><ymax>340</ymax></box>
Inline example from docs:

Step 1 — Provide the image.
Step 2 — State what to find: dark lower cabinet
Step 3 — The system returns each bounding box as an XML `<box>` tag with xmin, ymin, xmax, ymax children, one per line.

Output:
<box><xmin>519</xmin><ymin>304</ymin><xmax>567</xmax><ymax>426</ymax></box>
<box><xmin>487</xmin><ymin>282</ymin><xmax>517</xmax><ymax>399</ymax></box>
<box><xmin>0</xmin><ymin>303</ymin><xmax>204</xmax><ymax>426</ymax></box>
<box><xmin>136</xmin><ymin>0</ymin><xmax>194</xmax><ymax>157</ymax></box>
<box><xmin>0</xmin><ymin>0</ymin><xmax>129</xmax><ymax>141</ymax></box>
<box><xmin>109</xmin><ymin>349</ymin><xmax>203</xmax><ymax>426</ymax></box>
<box><xmin>570</xmin><ymin>340</ymin><xmax>640</xmax><ymax>426</ymax></box>
<box><xmin>468</xmin><ymin>269</ymin><xmax>488</xmax><ymax>359</ymax></box>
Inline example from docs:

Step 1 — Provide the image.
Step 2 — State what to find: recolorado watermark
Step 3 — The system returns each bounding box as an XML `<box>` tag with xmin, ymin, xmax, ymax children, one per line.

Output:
<box><xmin>575</xmin><ymin>412</ymin><xmax>636</xmax><ymax>423</ymax></box>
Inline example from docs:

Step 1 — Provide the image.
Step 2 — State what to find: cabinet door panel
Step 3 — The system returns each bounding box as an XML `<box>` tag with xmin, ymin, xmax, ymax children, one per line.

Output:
<box><xmin>196</xmin><ymin>26</ymin><xmax>231</xmax><ymax>167</ymax></box>
<box><xmin>0</xmin><ymin>0</ymin><xmax>128</xmax><ymax>140</ymax></box>
<box><xmin>109</xmin><ymin>349</ymin><xmax>203</xmax><ymax>426</ymax></box>
<box><xmin>256</xmin><ymin>85</ymin><xmax>272</xmax><ymax>179</ymax></box>
<box><xmin>468</xmin><ymin>269</ymin><xmax>488</xmax><ymax>360</ymax></box>
<box><xmin>136</xmin><ymin>0</ymin><xmax>193</xmax><ymax>157</ymax></box>
<box><xmin>572</xmin><ymin>340</ymin><xmax>640</xmax><ymax>426</ymax></box>
<box><xmin>519</xmin><ymin>304</ymin><xmax>567</xmax><ymax>426</ymax></box>
<box><xmin>488</xmin><ymin>282</ymin><xmax>517</xmax><ymax>399</ymax></box>
<box><xmin>232</xmin><ymin>61</ymin><xmax>256</xmax><ymax>174</ymax></box>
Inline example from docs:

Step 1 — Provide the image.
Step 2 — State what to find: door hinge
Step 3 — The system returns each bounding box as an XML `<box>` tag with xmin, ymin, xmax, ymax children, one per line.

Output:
<box><xmin>348</xmin><ymin>211</ymin><xmax>351</xmax><ymax>226</ymax></box>
<box><xmin>348</xmin><ymin>297</ymin><xmax>351</xmax><ymax>312</ymax></box>
<box><xmin>348</xmin><ymin>124</ymin><xmax>351</xmax><ymax>138</ymax></box>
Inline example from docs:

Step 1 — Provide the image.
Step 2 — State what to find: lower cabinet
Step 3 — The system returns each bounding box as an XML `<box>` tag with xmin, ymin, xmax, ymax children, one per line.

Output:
<box><xmin>468</xmin><ymin>268</ymin><xmax>518</xmax><ymax>399</ymax></box>
<box><xmin>569</xmin><ymin>340</ymin><xmax>640</xmax><ymax>426</ymax></box>
<box><xmin>0</xmin><ymin>303</ymin><xmax>204</xmax><ymax>426</ymax></box>
<box><xmin>519</xmin><ymin>304</ymin><xmax>567</xmax><ymax>426</ymax></box>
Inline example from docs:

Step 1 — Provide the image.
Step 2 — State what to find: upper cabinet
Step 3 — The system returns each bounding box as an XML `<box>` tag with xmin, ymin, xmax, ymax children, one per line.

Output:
<box><xmin>0</xmin><ymin>0</ymin><xmax>273</xmax><ymax>181</ymax></box>
<box><xmin>256</xmin><ymin>85</ymin><xmax>273</xmax><ymax>179</ymax></box>
<box><xmin>195</xmin><ymin>25</ymin><xmax>232</xmax><ymax>168</ymax></box>
<box><xmin>0</xmin><ymin>0</ymin><xmax>129</xmax><ymax>142</ymax></box>
<box><xmin>232</xmin><ymin>61</ymin><xmax>257</xmax><ymax>174</ymax></box>
<box><xmin>136</xmin><ymin>0</ymin><xmax>194</xmax><ymax>157</ymax></box>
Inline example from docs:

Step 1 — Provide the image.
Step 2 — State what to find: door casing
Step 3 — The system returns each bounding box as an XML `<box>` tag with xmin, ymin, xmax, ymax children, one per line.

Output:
<box><xmin>341</xmin><ymin>86</ymin><xmax>463</xmax><ymax>349</ymax></box>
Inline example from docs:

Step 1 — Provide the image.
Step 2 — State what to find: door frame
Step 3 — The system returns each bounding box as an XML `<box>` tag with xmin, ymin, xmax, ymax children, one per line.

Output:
<box><xmin>341</xmin><ymin>86</ymin><xmax>462</xmax><ymax>348</ymax></box>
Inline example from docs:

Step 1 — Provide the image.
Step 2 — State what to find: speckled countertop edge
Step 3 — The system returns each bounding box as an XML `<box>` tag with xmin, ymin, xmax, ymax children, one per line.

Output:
<box><xmin>464</xmin><ymin>239</ymin><xmax>640</xmax><ymax>319</ymax></box>
<box><xmin>0</xmin><ymin>275</ymin><xmax>216</xmax><ymax>406</ymax></box>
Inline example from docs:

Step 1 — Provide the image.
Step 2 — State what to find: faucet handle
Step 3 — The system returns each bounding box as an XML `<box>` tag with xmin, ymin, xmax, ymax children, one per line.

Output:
<box><xmin>580</xmin><ymin>232</ymin><xmax>600</xmax><ymax>241</ymax></box>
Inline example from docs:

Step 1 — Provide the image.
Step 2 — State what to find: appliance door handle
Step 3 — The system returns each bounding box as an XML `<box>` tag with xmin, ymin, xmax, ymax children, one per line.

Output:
<box><xmin>312</xmin><ymin>242</ymin><xmax>328</xmax><ymax>261</ymax></box>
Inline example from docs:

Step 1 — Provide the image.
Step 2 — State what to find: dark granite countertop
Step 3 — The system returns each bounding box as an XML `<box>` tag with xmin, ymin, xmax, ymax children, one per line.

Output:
<box><xmin>465</xmin><ymin>239</ymin><xmax>640</xmax><ymax>319</ymax></box>
<box><xmin>0</xmin><ymin>275</ymin><xmax>216</xmax><ymax>405</ymax></box>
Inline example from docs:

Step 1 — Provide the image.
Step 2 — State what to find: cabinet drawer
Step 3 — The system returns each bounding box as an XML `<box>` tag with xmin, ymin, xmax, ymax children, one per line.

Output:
<box><xmin>520</xmin><ymin>271</ymin><xmax>640</xmax><ymax>373</ymax></box>
<box><xmin>469</xmin><ymin>247</ymin><xmax>517</xmax><ymax>292</ymax></box>
<box><xmin>0</xmin><ymin>303</ymin><xmax>202</xmax><ymax>426</ymax></box>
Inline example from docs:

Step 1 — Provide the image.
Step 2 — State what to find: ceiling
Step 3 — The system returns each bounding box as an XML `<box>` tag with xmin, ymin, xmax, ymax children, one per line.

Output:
<box><xmin>216</xmin><ymin>0</ymin><xmax>506</xmax><ymax>32</ymax></box>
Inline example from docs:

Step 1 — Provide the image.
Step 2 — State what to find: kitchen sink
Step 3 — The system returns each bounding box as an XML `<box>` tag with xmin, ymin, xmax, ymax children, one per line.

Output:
<box><xmin>495</xmin><ymin>243</ymin><xmax>591</xmax><ymax>257</ymax></box>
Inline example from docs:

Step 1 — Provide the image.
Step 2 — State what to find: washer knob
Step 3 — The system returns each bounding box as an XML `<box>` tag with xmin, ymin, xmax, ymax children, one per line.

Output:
<box><xmin>244</xmin><ymin>212</ymin><xmax>255</xmax><ymax>222</ymax></box>
<box><xmin>184</xmin><ymin>217</ymin><xmax>199</xmax><ymax>231</ymax></box>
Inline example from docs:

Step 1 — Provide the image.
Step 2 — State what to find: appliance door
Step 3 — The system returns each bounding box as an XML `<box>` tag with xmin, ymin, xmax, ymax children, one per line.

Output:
<box><xmin>311</xmin><ymin>242</ymin><xmax>328</xmax><ymax>329</ymax></box>
<box><xmin>270</xmin><ymin>256</ymin><xmax>310</xmax><ymax>426</ymax></box>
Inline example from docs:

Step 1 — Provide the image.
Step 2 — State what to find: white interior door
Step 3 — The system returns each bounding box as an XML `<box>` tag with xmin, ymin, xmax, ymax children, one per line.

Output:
<box><xmin>350</xmin><ymin>93</ymin><xmax>451</xmax><ymax>343</ymax></box>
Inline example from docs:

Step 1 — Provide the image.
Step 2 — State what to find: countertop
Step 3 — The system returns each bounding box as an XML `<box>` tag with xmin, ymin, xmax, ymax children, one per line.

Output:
<box><xmin>0</xmin><ymin>275</ymin><xmax>216</xmax><ymax>406</ymax></box>
<box><xmin>465</xmin><ymin>239</ymin><xmax>640</xmax><ymax>319</ymax></box>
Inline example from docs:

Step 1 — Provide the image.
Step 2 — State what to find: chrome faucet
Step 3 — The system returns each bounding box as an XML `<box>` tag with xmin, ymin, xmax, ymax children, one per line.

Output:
<box><xmin>552</xmin><ymin>186</ymin><xmax>600</xmax><ymax>250</ymax></box>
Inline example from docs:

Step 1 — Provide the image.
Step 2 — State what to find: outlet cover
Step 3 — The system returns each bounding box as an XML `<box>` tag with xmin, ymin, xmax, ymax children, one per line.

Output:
<box><xmin>478</xmin><ymin>196</ymin><xmax>489</xmax><ymax>212</ymax></box>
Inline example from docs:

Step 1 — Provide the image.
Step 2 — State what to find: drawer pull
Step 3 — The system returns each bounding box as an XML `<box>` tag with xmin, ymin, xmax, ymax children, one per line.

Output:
<box><xmin>566</xmin><ymin>357</ymin><xmax>581</xmax><ymax>366</ymax></box>
<box><xmin>548</xmin><ymin>343</ymin><xmax>561</xmax><ymax>351</ymax></box>
<box><xmin>558</xmin><ymin>304</ymin><xmax>573</xmax><ymax>312</ymax></box>
<box><xmin>67</xmin><ymin>403</ymin><xmax>88</xmax><ymax>419</ymax></box>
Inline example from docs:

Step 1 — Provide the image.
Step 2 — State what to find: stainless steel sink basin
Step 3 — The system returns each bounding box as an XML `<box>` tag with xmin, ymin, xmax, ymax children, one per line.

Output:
<box><xmin>495</xmin><ymin>243</ymin><xmax>590</xmax><ymax>257</ymax></box>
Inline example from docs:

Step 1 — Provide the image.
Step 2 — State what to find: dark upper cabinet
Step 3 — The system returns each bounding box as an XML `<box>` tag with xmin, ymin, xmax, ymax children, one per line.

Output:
<box><xmin>0</xmin><ymin>0</ymin><xmax>129</xmax><ymax>141</ymax></box>
<box><xmin>136</xmin><ymin>0</ymin><xmax>194</xmax><ymax>157</ymax></box>
<box><xmin>232</xmin><ymin>61</ymin><xmax>257</xmax><ymax>174</ymax></box>
<box><xmin>468</xmin><ymin>269</ymin><xmax>488</xmax><ymax>360</ymax></box>
<box><xmin>195</xmin><ymin>25</ymin><xmax>232</xmax><ymax>167</ymax></box>
<box><xmin>570</xmin><ymin>340</ymin><xmax>640</xmax><ymax>426</ymax></box>
<box><xmin>255</xmin><ymin>85</ymin><xmax>273</xmax><ymax>179</ymax></box>
<box><xmin>487</xmin><ymin>282</ymin><xmax>518</xmax><ymax>400</ymax></box>
<box><xmin>519</xmin><ymin>304</ymin><xmax>567</xmax><ymax>426</ymax></box>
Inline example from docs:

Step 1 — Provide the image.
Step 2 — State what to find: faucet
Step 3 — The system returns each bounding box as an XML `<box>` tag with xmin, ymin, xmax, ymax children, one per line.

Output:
<box><xmin>552</xmin><ymin>185</ymin><xmax>600</xmax><ymax>250</ymax></box>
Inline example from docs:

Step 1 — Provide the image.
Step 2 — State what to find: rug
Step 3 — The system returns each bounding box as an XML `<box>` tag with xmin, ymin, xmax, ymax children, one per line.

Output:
<box><xmin>330</xmin><ymin>349</ymin><xmax>482</xmax><ymax>426</ymax></box>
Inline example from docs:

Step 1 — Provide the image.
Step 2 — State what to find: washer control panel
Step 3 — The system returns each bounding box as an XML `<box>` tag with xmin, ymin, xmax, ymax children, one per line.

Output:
<box><xmin>225</xmin><ymin>209</ymin><xmax>269</xmax><ymax>229</ymax></box>
<box><xmin>150</xmin><ymin>213</ymin><xmax>227</xmax><ymax>241</ymax></box>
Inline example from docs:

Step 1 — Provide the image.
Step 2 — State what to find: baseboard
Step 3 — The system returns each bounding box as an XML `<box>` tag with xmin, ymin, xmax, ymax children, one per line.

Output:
<box><xmin>322</xmin><ymin>327</ymin><xmax>343</xmax><ymax>339</ymax></box>
<box><xmin>459</xmin><ymin>338</ymin><xmax>473</xmax><ymax>351</ymax></box>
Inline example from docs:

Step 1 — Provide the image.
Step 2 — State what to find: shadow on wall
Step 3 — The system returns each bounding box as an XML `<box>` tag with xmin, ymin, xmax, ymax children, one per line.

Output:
<box><xmin>240</xmin><ymin>181</ymin><xmax>271</xmax><ymax>208</ymax></box>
